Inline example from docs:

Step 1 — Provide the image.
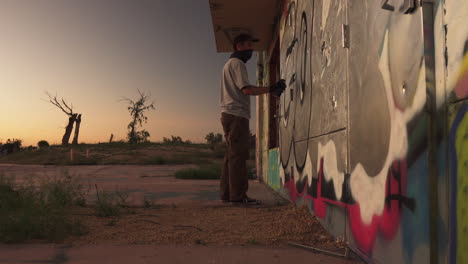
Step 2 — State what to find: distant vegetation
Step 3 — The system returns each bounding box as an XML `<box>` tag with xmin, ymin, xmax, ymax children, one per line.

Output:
<box><xmin>0</xmin><ymin>139</ymin><xmax>22</xmax><ymax>155</ymax></box>
<box><xmin>121</xmin><ymin>90</ymin><xmax>155</xmax><ymax>144</ymax></box>
<box><xmin>0</xmin><ymin>141</ymin><xmax>221</xmax><ymax>166</ymax></box>
<box><xmin>174</xmin><ymin>164</ymin><xmax>221</xmax><ymax>180</ymax></box>
<box><xmin>162</xmin><ymin>135</ymin><xmax>192</xmax><ymax>145</ymax></box>
<box><xmin>37</xmin><ymin>140</ymin><xmax>50</xmax><ymax>149</ymax></box>
<box><xmin>174</xmin><ymin>163</ymin><xmax>256</xmax><ymax>180</ymax></box>
<box><xmin>205</xmin><ymin>132</ymin><xmax>223</xmax><ymax>150</ymax></box>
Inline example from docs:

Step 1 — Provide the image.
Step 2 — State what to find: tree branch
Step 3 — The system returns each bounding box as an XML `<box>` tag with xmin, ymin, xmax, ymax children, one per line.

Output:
<box><xmin>45</xmin><ymin>91</ymin><xmax>74</xmax><ymax>116</ymax></box>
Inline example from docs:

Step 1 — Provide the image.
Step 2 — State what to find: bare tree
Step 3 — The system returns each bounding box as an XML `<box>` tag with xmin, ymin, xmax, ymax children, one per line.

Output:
<box><xmin>72</xmin><ymin>114</ymin><xmax>82</xmax><ymax>145</ymax></box>
<box><xmin>46</xmin><ymin>92</ymin><xmax>82</xmax><ymax>145</ymax></box>
<box><xmin>121</xmin><ymin>90</ymin><xmax>155</xmax><ymax>144</ymax></box>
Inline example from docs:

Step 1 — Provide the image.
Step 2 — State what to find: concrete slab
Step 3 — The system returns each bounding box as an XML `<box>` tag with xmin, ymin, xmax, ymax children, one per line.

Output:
<box><xmin>0</xmin><ymin>165</ymin><xmax>362</xmax><ymax>263</ymax></box>
<box><xmin>0</xmin><ymin>164</ymin><xmax>286</xmax><ymax>207</ymax></box>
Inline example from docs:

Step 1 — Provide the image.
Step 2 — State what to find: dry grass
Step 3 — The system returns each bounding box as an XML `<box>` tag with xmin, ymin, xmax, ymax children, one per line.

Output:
<box><xmin>0</xmin><ymin>143</ymin><xmax>221</xmax><ymax>166</ymax></box>
<box><xmin>67</xmin><ymin>204</ymin><xmax>343</xmax><ymax>251</ymax></box>
<box><xmin>0</xmin><ymin>172</ymin><xmax>88</xmax><ymax>243</ymax></box>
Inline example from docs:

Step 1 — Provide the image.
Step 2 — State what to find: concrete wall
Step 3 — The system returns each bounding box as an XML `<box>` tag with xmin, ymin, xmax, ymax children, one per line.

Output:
<box><xmin>257</xmin><ymin>0</ymin><xmax>468</xmax><ymax>263</ymax></box>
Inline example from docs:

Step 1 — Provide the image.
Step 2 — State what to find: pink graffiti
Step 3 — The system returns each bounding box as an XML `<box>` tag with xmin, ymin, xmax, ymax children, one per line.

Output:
<box><xmin>284</xmin><ymin>160</ymin><xmax>407</xmax><ymax>254</ymax></box>
<box><xmin>454</xmin><ymin>63</ymin><xmax>468</xmax><ymax>99</ymax></box>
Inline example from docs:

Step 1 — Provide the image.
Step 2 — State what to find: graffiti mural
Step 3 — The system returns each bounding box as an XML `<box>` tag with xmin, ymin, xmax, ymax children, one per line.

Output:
<box><xmin>268</xmin><ymin>149</ymin><xmax>281</xmax><ymax>191</ymax></box>
<box><xmin>276</xmin><ymin>0</ymin><xmax>427</xmax><ymax>259</ymax></box>
<box><xmin>265</xmin><ymin>0</ymin><xmax>468</xmax><ymax>263</ymax></box>
<box><xmin>449</xmin><ymin>41</ymin><xmax>468</xmax><ymax>264</ymax></box>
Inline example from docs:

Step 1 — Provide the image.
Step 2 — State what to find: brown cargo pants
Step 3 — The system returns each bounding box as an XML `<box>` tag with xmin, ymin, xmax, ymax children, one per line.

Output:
<box><xmin>220</xmin><ymin>113</ymin><xmax>249</xmax><ymax>201</ymax></box>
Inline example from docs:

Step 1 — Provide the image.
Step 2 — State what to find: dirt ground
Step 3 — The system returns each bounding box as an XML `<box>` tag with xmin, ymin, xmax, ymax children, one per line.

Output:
<box><xmin>69</xmin><ymin>205</ymin><xmax>343</xmax><ymax>249</ymax></box>
<box><xmin>0</xmin><ymin>164</ymin><xmax>362</xmax><ymax>263</ymax></box>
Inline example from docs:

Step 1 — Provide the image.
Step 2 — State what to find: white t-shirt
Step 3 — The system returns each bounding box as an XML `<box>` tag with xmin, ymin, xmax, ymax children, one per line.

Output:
<box><xmin>220</xmin><ymin>58</ymin><xmax>251</xmax><ymax>119</ymax></box>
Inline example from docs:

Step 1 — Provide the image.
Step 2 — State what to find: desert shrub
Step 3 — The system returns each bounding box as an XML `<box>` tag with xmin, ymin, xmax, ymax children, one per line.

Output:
<box><xmin>0</xmin><ymin>172</ymin><xmax>87</xmax><ymax>242</ymax></box>
<box><xmin>146</xmin><ymin>156</ymin><xmax>166</xmax><ymax>165</ymax></box>
<box><xmin>94</xmin><ymin>188</ymin><xmax>124</xmax><ymax>217</ymax></box>
<box><xmin>37</xmin><ymin>140</ymin><xmax>50</xmax><ymax>149</ymax></box>
<box><xmin>174</xmin><ymin>164</ymin><xmax>221</xmax><ymax>180</ymax></box>
<box><xmin>95</xmin><ymin>192</ymin><xmax>120</xmax><ymax>217</ymax></box>
<box><xmin>93</xmin><ymin>185</ymin><xmax>131</xmax><ymax>217</ymax></box>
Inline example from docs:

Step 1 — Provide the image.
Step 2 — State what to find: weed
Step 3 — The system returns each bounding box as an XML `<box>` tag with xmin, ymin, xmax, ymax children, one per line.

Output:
<box><xmin>174</xmin><ymin>164</ymin><xmax>221</xmax><ymax>180</ymax></box>
<box><xmin>94</xmin><ymin>186</ymin><xmax>121</xmax><ymax>218</ymax></box>
<box><xmin>143</xmin><ymin>197</ymin><xmax>154</xmax><ymax>208</ymax></box>
<box><xmin>93</xmin><ymin>186</ymin><xmax>132</xmax><ymax>217</ymax></box>
<box><xmin>114</xmin><ymin>188</ymin><xmax>129</xmax><ymax>208</ymax></box>
<box><xmin>142</xmin><ymin>197</ymin><xmax>163</xmax><ymax>209</ymax></box>
<box><xmin>246</xmin><ymin>239</ymin><xmax>259</xmax><ymax>245</ymax></box>
<box><xmin>0</xmin><ymin>172</ymin><xmax>87</xmax><ymax>242</ymax></box>
<box><xmin>38</xmin><ymin>170</ymin><xmax>88</xmax><ymax>207</ymax></box>
<box><xmin>145</xmin><ymin>156</ymin><xmax>166</xmax><ymax>165</ymax></box>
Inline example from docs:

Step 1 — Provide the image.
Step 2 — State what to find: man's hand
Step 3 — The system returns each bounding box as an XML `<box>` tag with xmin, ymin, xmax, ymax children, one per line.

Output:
<box><xmin>269</xmin><ymin>79</ymin><xmax>286</xmax><ymax>97</ymax></box>
<box><xmin>241</xmin><ymin>80</ymin><xmax>286</xmax><ymax>96</ymax></box>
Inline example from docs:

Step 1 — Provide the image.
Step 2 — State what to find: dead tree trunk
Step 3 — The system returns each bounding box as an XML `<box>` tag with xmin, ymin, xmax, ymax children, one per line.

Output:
<box><xmin>62</xmin><ymin>113</ymin><xmax>77</xmax><ymax>145</ymax></box>
<box><xmin>72</xmin><ymin>114</ymin><xmax>82</xmax><ymax>145</ymax></box>
<box><xmin>46</xmin><ymin>92</ymin><xmax>80</xmax><ymax>146</ymax></box>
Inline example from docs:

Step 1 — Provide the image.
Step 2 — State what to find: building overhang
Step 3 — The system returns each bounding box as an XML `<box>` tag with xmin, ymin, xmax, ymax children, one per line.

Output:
<box><xmin>208</xmin><ymin>0</ymin><xmax>280</xmax><ymax>53</ymax></box>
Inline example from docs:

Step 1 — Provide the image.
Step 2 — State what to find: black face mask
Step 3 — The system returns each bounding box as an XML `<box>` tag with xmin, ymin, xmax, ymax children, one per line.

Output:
<box><xmin>230</xmin><ymin>49</ymin><xmax>253</xmax><ymax>63</ymax></box>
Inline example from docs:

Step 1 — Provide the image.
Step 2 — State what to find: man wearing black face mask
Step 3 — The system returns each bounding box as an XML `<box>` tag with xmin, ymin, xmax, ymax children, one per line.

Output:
<box><xmin>220</xmin><ymin>33</ymin><xmax>286</xmax><ymax>205</ymax></box>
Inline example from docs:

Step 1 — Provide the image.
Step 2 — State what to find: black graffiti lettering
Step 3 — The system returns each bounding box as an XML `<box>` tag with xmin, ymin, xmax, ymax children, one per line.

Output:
<box><xmin>289</xmin><ymin>73</ymin><xmax>296</xmax><ymax>86</ymax></box>
<box><xmin>341</xmin><ymin>173</ymin><xmax>356</xmax><ymax>204</ymax></box>
<box><xmin>381</xmin><ymin>0</ymin><xmax>395</xmax><ymax>11</ymax></box>
<box><xmin>300</xmin><ymin>12</ymin><xmax>308</xmax><ymax>99</ymax></box>
<box><xmin>286</xmin><ymin>38</ymin><xmax>298</xmax><ymax>57</ymax></box>
<box><xmin>401</xmin><ymin>0</ymin><xmax>416</xmax><ymax>14</ymax></box>
<box><xmin>384</xmin><ymin>161</ymin><xmax>416</xmax><ymax>212</ymax></box>
<box><xmin>382</xmin><ymin>0</ymin><xmax>418</xmax><ymax>14</ymax></box>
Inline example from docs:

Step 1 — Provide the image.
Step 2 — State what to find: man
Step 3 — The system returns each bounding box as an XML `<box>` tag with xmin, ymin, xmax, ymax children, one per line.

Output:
<box><xmin>220</xmin><ymin>33</ymin><xmax>285</xmax><ymax>204</ymax></box>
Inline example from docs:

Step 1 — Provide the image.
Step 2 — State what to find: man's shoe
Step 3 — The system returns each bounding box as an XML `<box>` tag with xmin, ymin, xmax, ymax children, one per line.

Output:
<box><xmin>230</xmin><ymin>197</ymin><xmax>261</xmax><ymax>205</ymax></box>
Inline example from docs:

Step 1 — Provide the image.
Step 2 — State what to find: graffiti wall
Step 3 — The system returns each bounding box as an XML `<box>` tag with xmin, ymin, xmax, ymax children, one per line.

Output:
<box><xmin>444</xmin><ymin>1</ymin><xmax>468</xmax><ymax>263</ymax></box>
<box><xmin>447</xmin><ymin>23</ymin><xmax>468</xmax><ymax>264</ymax></box>
<box><xmin>258</xmin><ymin>0</ymin><xmax>468</xmax><ymax>263</ymax></box>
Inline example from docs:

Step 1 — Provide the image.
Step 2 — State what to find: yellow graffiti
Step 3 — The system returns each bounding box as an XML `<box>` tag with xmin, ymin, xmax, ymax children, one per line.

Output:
<box><xmin>456</xmin><ymin>106</ymin><xmax>468</xmax><ymax>264</ymax></box>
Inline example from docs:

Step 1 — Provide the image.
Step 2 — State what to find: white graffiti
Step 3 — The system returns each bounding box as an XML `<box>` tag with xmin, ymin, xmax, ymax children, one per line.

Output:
<box><xmin>350</xmin><ymin>29</ymin><xmax>426</xmax><ymax>224</ymax></box>
<box><xmin>317</xmin><ymin>140</ymin><xmax>344</xmax><ymax>200</ymax></box>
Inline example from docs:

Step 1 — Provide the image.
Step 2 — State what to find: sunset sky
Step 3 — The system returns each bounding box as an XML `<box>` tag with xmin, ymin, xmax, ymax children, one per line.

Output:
<box><xmin>0</xmin><ymin>0</ymin><xmax>257</xmax><ymax>146</ymax></box>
